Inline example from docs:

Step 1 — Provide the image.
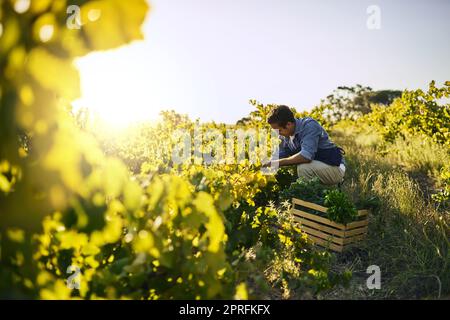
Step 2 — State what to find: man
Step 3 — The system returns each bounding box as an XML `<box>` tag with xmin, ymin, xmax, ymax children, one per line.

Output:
<box><xmin>263</xmin><ymin>105</ymin><xmax>346</xmax><ymax>185</ymax></box>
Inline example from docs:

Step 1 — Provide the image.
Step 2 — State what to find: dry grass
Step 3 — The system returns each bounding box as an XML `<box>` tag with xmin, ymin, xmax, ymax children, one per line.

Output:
<box><xmin>316</xmin><ymin>127</ymin><xmax>450</xmax><ymax>299</ymax></box>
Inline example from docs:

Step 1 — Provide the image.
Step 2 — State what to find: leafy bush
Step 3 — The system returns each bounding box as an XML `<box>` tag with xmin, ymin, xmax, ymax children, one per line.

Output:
<box><xmin>361</xmin><ymin>81</ymin><xmax>450</xmax><ymax>147</ymax></box>
<box><xmin>323</xmin><ymin>190</ymin><xmax>358</xmax><ymax>224</ymax></box>
<box><xmin>279</xmin><ymin>178</ymin><xmax>331</xmax><ymax>205</ymax></box>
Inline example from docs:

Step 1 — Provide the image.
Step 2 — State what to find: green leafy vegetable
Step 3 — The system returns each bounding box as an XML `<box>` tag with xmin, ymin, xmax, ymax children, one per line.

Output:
<box><xmin>324</xmin><ymin>189</ymin><xmax>358</xmax><ymax>224</ymax></box>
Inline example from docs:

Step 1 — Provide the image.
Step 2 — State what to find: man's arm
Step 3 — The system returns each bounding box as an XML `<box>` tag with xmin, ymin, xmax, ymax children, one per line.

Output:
<box><xmin>264</xmin><ymin>152</ymin><xmax>311</xmax><ymax>168</ymax></box>
<box><xmin>263</xmin><ymin>121</ymin><xmax>321</xmax><ymax>168</ymax></box>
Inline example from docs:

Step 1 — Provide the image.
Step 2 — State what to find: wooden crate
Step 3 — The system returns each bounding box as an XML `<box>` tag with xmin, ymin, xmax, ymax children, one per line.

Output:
<box><xmin>291</xmin><ymin>198</ymin><xmax>369</xmax><ymax>252</ymax></box>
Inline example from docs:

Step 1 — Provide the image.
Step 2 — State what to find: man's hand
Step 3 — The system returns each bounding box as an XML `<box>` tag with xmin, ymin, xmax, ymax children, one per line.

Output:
<box><xmin>262</xmin><ymin>161</ymin><xmax>272</xmax><ymax>168</ymax></box>
<box><xmin>262</xmin><ymin>160</ymin><xmax>281</xmax><ymax>168</ymax></box>
<box><xmin>262</xmin><ymin>154</ymin><xmax>311</xmax><ymax>168</ymax></box>
<box><xmin>261</xmin><ymin>153</ymin><xmax>311</xmax><ymax>169</ymax></box>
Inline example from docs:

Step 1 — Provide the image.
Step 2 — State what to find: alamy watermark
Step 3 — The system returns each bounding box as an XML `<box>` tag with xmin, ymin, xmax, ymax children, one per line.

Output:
<box><xmin>366</xmin><ymin>265</ymin><xmax>381</xmax><ymax>289</ymax></box>
<box><xmin>367</xmin><ymin>5</ymin><xmax>381</xmax><ymax>30</ymax></box>
<box><xmin>66</xmin><ymin>265</ymin><xmax>81</xmax><ymax>290</ymax></box>
<box><xmin>67</xmin><ymin>5</ymin><xmax>101</xmax><ymax>30</ymax></box>
<box><xmin>171</xmin><ymin>127</ymin><xmax>280</xmax><ymax>174</ymax></box>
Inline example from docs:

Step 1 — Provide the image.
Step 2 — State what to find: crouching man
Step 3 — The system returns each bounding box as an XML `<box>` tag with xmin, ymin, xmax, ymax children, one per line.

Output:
<box><xmin>263</xmin><ymin>105</ymin><xmax>346</xmax><ymax>185</ymax></box>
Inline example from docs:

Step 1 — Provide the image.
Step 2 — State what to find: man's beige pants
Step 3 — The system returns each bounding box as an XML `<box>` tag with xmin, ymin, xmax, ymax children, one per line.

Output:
<box><xmin>297</xmin><ymin>160</ymin><xmax>344</xmax><ymax>185</ymax></box>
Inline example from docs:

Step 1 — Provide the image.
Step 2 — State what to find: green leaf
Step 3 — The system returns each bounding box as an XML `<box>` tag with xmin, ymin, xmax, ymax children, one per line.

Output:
<box><xmin>26</xmin><ymin>48</ymin><xmax>80</xmax><ymax>101</ymax></box>
<box><xmin>81</xmin><ymin>0</ymin><xmax>149</xmax><ymax>51</ymax></box>
<box><xmin>124</xmin><ymin>180</ymin><xmax>143</xmax><ymax>211</ymax></box>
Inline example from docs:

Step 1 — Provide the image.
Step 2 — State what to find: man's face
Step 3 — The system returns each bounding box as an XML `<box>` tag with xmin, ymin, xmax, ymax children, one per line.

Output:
<box><xmin>270</xmin><ymin>121</ymin><xmax>295</xmax><ymax>137</ymax></box>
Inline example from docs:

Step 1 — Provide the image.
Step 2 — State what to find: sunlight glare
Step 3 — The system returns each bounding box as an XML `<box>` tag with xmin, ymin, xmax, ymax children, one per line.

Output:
<box><xmin>73</xmin><ymin>43</ymin><xmax>182</xmax><ymax>128</ymax></box>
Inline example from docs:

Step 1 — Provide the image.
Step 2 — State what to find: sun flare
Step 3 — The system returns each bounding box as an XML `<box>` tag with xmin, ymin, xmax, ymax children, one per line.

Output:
<box><xmin>73</xmin><ymin>46</ymin><xmax>163</xmax><ymax>127</ymax></box>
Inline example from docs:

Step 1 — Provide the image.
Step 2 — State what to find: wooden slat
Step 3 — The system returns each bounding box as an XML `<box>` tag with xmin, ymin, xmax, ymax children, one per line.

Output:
<box><xmin>291</xmin><ymin>197</ymin><xmax>370</xmax><ymax>252</ymax></box>
<box><xmin>357</xmin><ymin>209</ymin><xmax>369</xmax><ymax>217</ymax></box>
<box><xmin>346</xmin><ymin>219</ymin><xmax>369</xmax><ymax>229</ymax></box>
<box><xmin>293</xmin><ymin>216</ymin><xmax>345</xmax><ymax>237</ymax></box>
<box><xmin>307</xmin><ymin>235</ymin><xmax>343</xmax><ymax>252</ymax></box>
<box><xmin>343</xmin><ymin>234</ymin><xmax>366</xmax><ymax>245</ymax></box>
<box><xmin>300</xmin><ymin>225</ymin><xmax>345</xmax><ymax>245</ymax></box>
<box><xmin>292</xmin><ymin>208</ymin><xmax>346</xmax><ymax>230</ymax></box>
<box><xmin>297</xmin><ymin>219</ymin><xmax>367</xmax><ymax>244</ymax></box>
<box><xmin>308</xmin><ymin>233</ymin><xmax>365</xmax><ymax>249</ymax></box>
<box><xmin>344</xmin><ymin>226</ymin><xmax>368</xmax><ymax>237</ymax></box>
<box><xmin>292</xmin><ymin>198</ymin><xmax>328</xmax><ymax>213</ymax></box>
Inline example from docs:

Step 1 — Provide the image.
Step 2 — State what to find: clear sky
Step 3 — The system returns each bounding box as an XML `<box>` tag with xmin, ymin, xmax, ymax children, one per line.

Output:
<box><xmin>75</xmin><ymin>0</ymin><xmax>450</xmax><ymax>125</ymax></box>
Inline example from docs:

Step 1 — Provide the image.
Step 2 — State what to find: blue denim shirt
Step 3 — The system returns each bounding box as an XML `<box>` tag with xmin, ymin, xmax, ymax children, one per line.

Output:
<box><xmin>278</xmin><ymin>117</ymin><xmax>345</xmax><ymax>165</ymax></box>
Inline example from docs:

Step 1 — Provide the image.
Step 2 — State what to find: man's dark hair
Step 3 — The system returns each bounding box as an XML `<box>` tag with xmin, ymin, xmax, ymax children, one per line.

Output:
<box><xmin>268</xmin><ymin>105</ymin><xmax>296</xmax><ymax>127</ymax></box>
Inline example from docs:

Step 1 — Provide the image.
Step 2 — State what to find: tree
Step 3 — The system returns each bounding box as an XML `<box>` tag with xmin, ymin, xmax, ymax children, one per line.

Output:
<box><xmin>322</xmin><ymin>85</ymin><xmax>401</xmax><ymax>123</ymax></box>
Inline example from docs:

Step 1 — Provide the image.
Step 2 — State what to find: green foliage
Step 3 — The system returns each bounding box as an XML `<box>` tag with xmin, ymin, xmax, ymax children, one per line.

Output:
<box><xmin>323</xmin><ymin>190</ymin><xmax>358</xmax><ymax>224</ymax></box>
<box><xmin>362</xmin><ymin>81</ymin><xmax>450</xmax><ymax>147</ymax></box>
<box><xmin>431</xmin><ymin>164</ymin><xmax>450</xmax><ymax>208</ymax></box>
<box><xmin>273</xmin><ymin>166</ymin><xmax>298</xmax><ymax>191</ymax></box>
<box><xmin>352</xmin><ymin>81</ymin><xmax>450</xmax><ymax>208</ymax></box>
<box><xmin>1</xmin><ymin>0</ymin><xmax>446</xmax><ymax>301</ymax></box>
<box><xmin>279</xmin><ymin>177</ymin><xmax>331</xmax><ymax>205</ymax></box>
